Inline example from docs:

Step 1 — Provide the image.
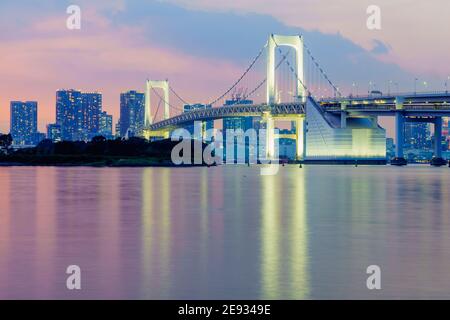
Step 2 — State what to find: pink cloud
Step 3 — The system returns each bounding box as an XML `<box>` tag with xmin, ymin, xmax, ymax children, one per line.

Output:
<box><xmin>168</xmin><ymin>0</ymin><xmax>450</xmax><ymax>77</ymax></box>
<box><xmin>0</xmin><ymin>9</ymin><xmax>247</xmax><ymax>133</ymax></box>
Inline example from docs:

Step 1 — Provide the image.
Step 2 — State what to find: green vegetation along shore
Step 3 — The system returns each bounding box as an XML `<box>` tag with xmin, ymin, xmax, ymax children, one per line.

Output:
<box><xmin>0</xmin><ymin>135</ymin><xmax>211</xmax><ymax>167</ymax></box>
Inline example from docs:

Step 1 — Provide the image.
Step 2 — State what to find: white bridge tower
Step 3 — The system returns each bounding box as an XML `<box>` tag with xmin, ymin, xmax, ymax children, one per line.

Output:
<box><xmin>145</xmin><ymin>80</ymin><xmax>170</xmax><ymax>126</ymax></box>
<box><xmin>266</xmin><ymin>34</ymin><xmax>305</xmax><ymax>104</ymax></box>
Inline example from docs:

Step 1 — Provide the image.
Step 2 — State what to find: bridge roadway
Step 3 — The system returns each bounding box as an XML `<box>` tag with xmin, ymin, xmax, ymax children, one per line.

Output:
<box><xmin>320</xmin><ymin>91</ymin><xmax>450</xmax><ymax>116</ymax></box>
<box><xmin>148</xmin><ymin>102</ymin><xmax>305</xmax><ymax>131</ymax></box>
<box><xmin>148</xmin><ymin>92</ymin><xmax>450</xmax><ymax>132</ymax></box>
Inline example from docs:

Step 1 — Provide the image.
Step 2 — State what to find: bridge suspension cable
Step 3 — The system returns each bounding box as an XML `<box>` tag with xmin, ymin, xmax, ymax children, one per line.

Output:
<box><xmin>272</xmin><ymin>43</ymin><xmax>309</xmax><ymax>99</ymax></box>
<box><xmin>150</xmin><ymin>37</ymin><xmax>344</xmax><ymax>126</ymax></box>
<box><xmin>270</xmin><ymin>37</ymin><xmax>342</xmax><ymax>99</ymax></box>
<box><xmin>244</xmin><ymin>48</ymin><xmax>291</xmax><ymax>100</ymax></box>
<box><xmin>207</xmin><ymin>44</ymin><xmax>267</xmax><ymax>106</ymax></box>
<box><xmin>169</xmin><ymin>85</ymin><xmax>190</xmax><ymax>106</ymax></box>
<box><xmin>150</xmin><ymin>86</ymin><xmax>184</xmax><ymax>114</ymax></box>
<box><xmin>304</xmin><ymin>43</ymin><xmax>342</xmax><ymax>98</ymax></box>
<box><xmin>153</xmin><ymin>97</ymin><xmax>163</xmax><ymax>122</ymax></box>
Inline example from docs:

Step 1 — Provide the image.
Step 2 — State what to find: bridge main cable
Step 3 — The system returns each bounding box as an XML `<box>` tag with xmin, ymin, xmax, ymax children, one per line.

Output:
<box><xmin>244</xmin><ymin>48</ymin><xmax>291</xmax><ymax>100</ymax></box>
<box><xmin>169</xmin><ymin>85</ymin><xmax>190</xmax><ymax>106</ymax></box>
<box><xmin>304</xmin><ymin>43</ymin><xmax>342</xmax><ymax>98</ymax></box>
<box><xmin>207</xmin><ymin>44</ymin><xmax>267</xmax><ymax>106</ymax></box>
<box><xmin>150</xmin><ymin>86</ymin><xmax>184</xmax><ymax>113</ymax></box>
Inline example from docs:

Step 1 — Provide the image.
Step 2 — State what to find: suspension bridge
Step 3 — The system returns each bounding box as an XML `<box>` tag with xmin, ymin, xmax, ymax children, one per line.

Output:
<box><xmin>142</xmin><ymin>34</ymin><xmax>450</xmax><ymax>166</ymax></box>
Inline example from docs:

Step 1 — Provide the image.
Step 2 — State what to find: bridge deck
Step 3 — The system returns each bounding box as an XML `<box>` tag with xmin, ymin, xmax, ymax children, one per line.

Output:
<box><xmin>148</xmin><ymin>102</ymin><xmax>305</xmax><ymax>131</ymax></box>
<box><xmin>321</xmin><ymin>92</ymin><xmax>450</xmax><ymax>116</ymax></box>
<box><xmin>147</xmin><ymin>93</ymin><xmax>450</xmax><ymax>132</ymax></box>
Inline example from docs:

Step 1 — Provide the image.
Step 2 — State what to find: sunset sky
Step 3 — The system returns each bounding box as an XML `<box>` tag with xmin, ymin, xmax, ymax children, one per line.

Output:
<box><xmin>1</xmin><ymin>0</ymin><xmax>449</xmax><ymax>136</ymax></box>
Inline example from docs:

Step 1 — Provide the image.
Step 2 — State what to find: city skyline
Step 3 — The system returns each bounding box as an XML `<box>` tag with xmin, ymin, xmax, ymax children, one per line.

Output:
<box><xmin>1</xmin><ymin>0</ymin><xmax>450</xmax><ymax>136</ymax></box>
<box><xmin>6</xmin><ymin>86</ymin><xmax>450</xmax><ymax>161</ymax></box>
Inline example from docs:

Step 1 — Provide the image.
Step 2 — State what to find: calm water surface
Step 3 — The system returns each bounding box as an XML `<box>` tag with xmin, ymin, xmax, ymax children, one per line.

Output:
<box><xmin>1</xmin><ymin>165</ymin><xmax>450</xmax><ymax>299</ymax></box>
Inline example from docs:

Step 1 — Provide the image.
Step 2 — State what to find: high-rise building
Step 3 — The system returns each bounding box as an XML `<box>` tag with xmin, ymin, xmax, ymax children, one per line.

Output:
<box><xmin>56</xmin><ymin>89</ymin><xmax>83</xmax><ymax>141</ymax></box>
<box><xmin>81</xmin><ymin>92</ymin><xmax>102</xmax><ymax>139</ymax></box>
<box><xmin>10</xmin><ymin>101</ymin><xmax>38</xmax><ymax>146</ymax></box>
<box><xmin>99</xmin><ymin>111</ymin><xmax>113</xmax><ymax>139</ymax></box>
<box><xmin>404</xmin><ymin>122</ymin><xmax>430</xmax><ymax>150</ymax></box>
<box><xmin>56</xmin><ymin>90</ymin><xmax>104</xmax><ymax>141</ymax></box>
<box><xmin>120</xmin><ymin>91</ymin><xmax>145</xmax><ymax>138</ymax></box>
<box><xmin>47</xmin><ymin>123</ymin><xmax>62</xmax><ymax>142</ymax></box>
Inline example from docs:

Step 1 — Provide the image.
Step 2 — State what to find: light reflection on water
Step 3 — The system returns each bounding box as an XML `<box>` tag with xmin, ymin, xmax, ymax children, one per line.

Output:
<box><xmin>0</xmin><ymin>165</ymin><xmax>450</xmax><ymax>299</ymax></box>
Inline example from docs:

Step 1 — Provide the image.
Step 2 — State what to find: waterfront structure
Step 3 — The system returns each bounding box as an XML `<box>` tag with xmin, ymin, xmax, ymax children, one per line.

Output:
<box><xmin>47</xmin><ymin>123</ymin><xmax>62</xmax><ymax>142</ymax></box>
<box><xmin>10</xmin><ymin>101</ymin><xmax>38</xmax><ymax>146</ymax></box>
<box><xmin>305</xmin><ymin>99</ymin><xmax>386</xmax><ymax>161</ymax></box>
<box><xmin>120</xmin><ymin>90</ymin><xmax>145</xmax><ymax>138</ymax></box>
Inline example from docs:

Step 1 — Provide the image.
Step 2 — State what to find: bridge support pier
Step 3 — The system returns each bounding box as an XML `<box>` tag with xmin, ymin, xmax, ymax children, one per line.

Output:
<box><xmin>340</xmin><ymin>102</ymin><xmax>347</xmax><ymax>128</ymax></box>
<box><xmin>431</xmin><ymin>116</ymin><xmax>447</xmax><ymax>166</ymax></box>
<box><xmin>341</xmin><ymin>112</ymin><xmax>347</xmax><ymax>128</ymax></box>
<box><xmin>391</xmin><ymin>112</ymin><xmax>407</xmax><ymax>166</ymax></box>
<box><xmin>264</xmin><ymin>116</ymin><xmax>275</xmax><ymax>160</ymax></box>
<box><xmin>263</xmin><ymin>113</ymin><xmax>305</xmax><ymax>161</ymax></box>
<box><xmin>295</xmin><ymin>117</ymin><xmax>305</xmax><ymax>161</ymax></box>
<box><xmin>391</xmin><ymin>97</ymin><xmax>407</xmax><ymax>166</ymax></box>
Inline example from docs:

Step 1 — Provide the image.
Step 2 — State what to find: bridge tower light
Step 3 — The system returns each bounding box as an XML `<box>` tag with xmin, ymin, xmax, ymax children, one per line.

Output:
<box><xmin>145</xmin><ymin>80</ymin><xmax>170</xmax><ymax>127</ymax></box>
<box><xmin>267</xmin><ymin>34</ymin><xmax>305</xmax><ymax>105</ymax></box>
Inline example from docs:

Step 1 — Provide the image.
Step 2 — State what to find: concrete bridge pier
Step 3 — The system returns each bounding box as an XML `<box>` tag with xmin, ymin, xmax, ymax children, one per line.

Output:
<box><xmin>264</xmin><ymin>116</ymin><xmax>275</xmax><ymax>160</ymax></box>
<box><xmin>391</xmin><ymin>97</ymin><xmax>407</xmax><ymax>166</ymax></box>
<box><xmin>263</xmin><ymin>112</ymin><xmax>306</xmax><ymax>161</ymax></box>
<box><xmin>261</xmin><ymin>111</ymin><xmax>306</xmax><ymax>161</ymax></box>
<box><xmin>431</xmin><ymin>116</ymin><xmax>447</xmax><ymax>166</ymax></box>
<box><xmin>340</xmin><ymin>102</ymin><xmax>347</xmax><ymax>128</ymax></box>
<box><xmin>295</xmin><ymin>117</ymin><xmax>305</xmax><ymax>161</ymax></box>
<box><xmin>391</xmin><ymin>112</ymin><xmax>407</xmax><ymax>166</ymax></box>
